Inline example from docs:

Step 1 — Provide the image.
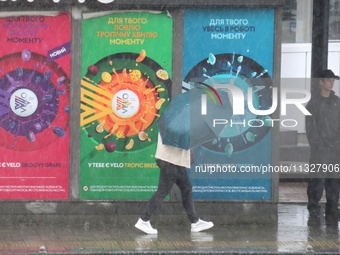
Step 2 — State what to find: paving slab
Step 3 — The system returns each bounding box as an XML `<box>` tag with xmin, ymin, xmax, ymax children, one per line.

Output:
<box><xmin>0</xmin><ymin>204</ymin><xmax>338</xmax><ymax>254</ymax></box>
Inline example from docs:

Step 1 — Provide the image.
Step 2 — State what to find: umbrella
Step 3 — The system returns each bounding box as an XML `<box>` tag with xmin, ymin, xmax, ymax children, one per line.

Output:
<box><xmin>158</xmin><ymin>86</ymin><xmax>232</xmax><ymax>150</ymax></box>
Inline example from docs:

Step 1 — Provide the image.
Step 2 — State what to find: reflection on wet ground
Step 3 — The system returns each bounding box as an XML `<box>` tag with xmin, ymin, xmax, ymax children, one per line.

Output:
<box><xmin>0</xmin><ymin>183</ymin><xmax>339</xmax><ymax>254</ymax></box>
<box><xmin>0</xmin><ymin>204</ymin><xmax>339</xmax><ymax>254</ymax></box>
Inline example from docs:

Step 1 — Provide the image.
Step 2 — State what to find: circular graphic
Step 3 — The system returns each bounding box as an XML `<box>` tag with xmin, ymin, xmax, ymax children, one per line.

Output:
<box><xmin>10</xmin><ymin>88</ymin><xmax>39</xmax><ymax>117</ymax></box>
<box><xmin>81</xmin><ymin>52</ymin><xmax>171</xmax><ymax>153</ymax></box>
<box><xmin>112</xmin><ymin>89</ymin><xmax>140</xmax><ymax>119</ymax></box>
<box><xmin>184</xmin><ymin>53</ymin><xmax>273</xmax><ymax>155</ymax></box>
<box><xmin>0</xmin><ymin>50</ymin><xmax>70</xmax><ymax>151</ymax></box>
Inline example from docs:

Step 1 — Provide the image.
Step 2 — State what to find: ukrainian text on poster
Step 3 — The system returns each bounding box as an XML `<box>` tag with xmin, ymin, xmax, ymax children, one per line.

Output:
<box><xmin>183</xmin><ymin>8</ymin><xmax>275</xmax><ymax>200</ymax></box>
<box><xmin>80</xmin><ymin>11</ymin><xmax>172</xmax><ymax>199</ymax></box>
<box><xmin>0</xmin><ymin>12</ymin><xmax>71</xmax><ymax>199</ymax></box>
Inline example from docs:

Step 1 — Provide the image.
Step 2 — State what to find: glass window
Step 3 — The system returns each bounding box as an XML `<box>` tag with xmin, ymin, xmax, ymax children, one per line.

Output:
<box><xmin>329</xmin><ymin>0</ymin><xmax>340</xmax><ymax>41</ymax></box>
<box><xmin>282</xmin><ymin>0</ymin><xmax>312</xmax><ymax>43</ymax></box>
<box><xmin>282</xmin><ymin>0</ymin><xmax>297</xmax><ymax>43</ymax></box>
<box><xmin>283</xmin><ymin>0</ymin><xmax>340</xmax><ymax>43</ymax></box>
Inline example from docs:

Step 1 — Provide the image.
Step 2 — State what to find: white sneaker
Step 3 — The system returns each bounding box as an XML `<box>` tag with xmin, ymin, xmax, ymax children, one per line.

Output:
<box><xmin>135</xmin><ymin>218</ymin><xmax>158</xmax><ymax>234</ymax></box>
<box><xmin>191</xmin><ymin>219</ymin><xmax>214</xmax><ymax>232</ymax></box>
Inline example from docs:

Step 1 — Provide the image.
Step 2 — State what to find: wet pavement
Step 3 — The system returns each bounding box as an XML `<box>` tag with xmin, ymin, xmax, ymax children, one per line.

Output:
<box><xmin>0</xmin><ymin>183</ymin><xmax>340</xmax><ymax>255</ymax></box>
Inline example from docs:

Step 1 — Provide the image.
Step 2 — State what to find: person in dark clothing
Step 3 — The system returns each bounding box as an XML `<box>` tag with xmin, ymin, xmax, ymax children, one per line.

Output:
<box><xmin>306</xmin><ymin>69</ymin><xmax>340</xmax><ymax>223</ymax></box>
<box><xmin>134</xmin><ymin>134</ymin><xmax>214</xmax><ymax>235</ymax></box>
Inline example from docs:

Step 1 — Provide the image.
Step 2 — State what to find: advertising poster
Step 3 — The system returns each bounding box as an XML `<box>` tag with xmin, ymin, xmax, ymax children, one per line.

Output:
<box><xmin>80</xmin><ymin>11</ymin><xmax>172</xmax><ymax>199</ymax></box>
<box><xmin>183</xmin><ymin>8</ymin><xmax>274</xmax><ymax>200</ymax></box>
<box><xmin>0</xmin><ymin>12</ymin><xmax>71</xmax><ymax>199</ymax></box>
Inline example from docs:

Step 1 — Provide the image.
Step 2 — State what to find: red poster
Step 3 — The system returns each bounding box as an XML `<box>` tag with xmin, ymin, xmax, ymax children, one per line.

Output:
<box><xmin>0</xmin><ymin>12</ymin><xmax>70</xmax><ymax>199</ymax></box>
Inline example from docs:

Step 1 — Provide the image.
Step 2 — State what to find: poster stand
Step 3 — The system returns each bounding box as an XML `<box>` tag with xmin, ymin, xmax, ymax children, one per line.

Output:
<box><xmin>0</xmin><ymin>0</ymin><xmax>284</xmax><ymax>225</ymax></box>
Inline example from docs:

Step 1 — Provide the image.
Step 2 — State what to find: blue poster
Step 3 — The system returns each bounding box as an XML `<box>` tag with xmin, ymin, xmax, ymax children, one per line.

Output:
<box><xmin>183</xmin><ymin>8</ymin><xmax>275</xmax><ymax>200</ymax></box>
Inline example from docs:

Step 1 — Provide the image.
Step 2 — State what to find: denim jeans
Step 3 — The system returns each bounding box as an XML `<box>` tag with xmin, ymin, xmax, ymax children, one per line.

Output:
<box><xmin>141</xmin><ymin>159</ymin><xmax>199</xmax><ymax>223</ymax></box>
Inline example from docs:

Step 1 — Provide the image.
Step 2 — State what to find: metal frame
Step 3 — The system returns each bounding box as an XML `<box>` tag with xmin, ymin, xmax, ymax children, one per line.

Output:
<box><xmin>271</xmin><ymin>6</ymin><xmax>283</xmax><ymax>203</ymax></box>
<box><xmin>0</xmin><ymin>1</ymin><xmax>285</xmax><ymax>202</ymax></box>
<box><xmin>0</xmin><ymin>0</ymin><xmax>285</xmax><ymax>8</ymax></box>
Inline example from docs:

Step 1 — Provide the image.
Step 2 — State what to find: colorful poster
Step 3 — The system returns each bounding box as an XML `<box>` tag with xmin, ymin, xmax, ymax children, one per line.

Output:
<box><xmin>183</xmin><ymin>8</ymin><xmax>274</xmax><ymax>200</ymax></box>
<box><xmin>0</xmin><ymin>12</ymin><xmax>71</xmax><ymax>199</ymax></box>
<box><xmin>80</xmin><ymin>11</ymin><xmax>172</xmax><ymax>199</ymax></box>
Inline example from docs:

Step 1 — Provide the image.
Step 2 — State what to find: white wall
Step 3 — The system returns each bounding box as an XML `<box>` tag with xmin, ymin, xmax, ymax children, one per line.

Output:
<box><xmin>280</xmin><ymin>42</ymin><xmax>340</xmax><ymax>133</ymax></box>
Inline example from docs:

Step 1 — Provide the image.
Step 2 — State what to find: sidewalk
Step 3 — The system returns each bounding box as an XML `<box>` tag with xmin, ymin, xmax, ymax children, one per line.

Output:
<box><xmin>0</xmin><ymin>182</ymin><xmax>339</xmax><ymax>255</ymax></box>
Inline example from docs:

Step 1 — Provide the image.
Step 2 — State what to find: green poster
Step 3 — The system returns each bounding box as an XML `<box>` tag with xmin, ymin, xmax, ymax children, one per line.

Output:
<box><xmin>80</xmin><ymin>11</ymin><xmax>172</xmax><ymax>199</ymax></box>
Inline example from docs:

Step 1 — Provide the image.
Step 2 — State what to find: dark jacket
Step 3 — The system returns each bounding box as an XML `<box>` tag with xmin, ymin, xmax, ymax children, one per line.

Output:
<box><xmin>306</xmin><ymin>91</ymin><xmax>340</xmax><ymax>166</ymax></box>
